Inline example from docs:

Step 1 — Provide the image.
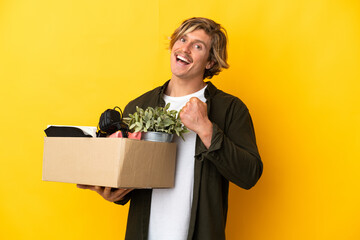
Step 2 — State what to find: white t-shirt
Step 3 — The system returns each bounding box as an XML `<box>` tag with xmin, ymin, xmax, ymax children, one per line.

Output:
<box><xmin>148</xmin><ymin>85</ymin><xmax>207</xmax><ymax>240</ymax></box>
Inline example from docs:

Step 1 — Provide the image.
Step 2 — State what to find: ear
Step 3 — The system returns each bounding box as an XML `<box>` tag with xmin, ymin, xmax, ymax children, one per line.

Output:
<box><xmin>206</xmin><ymin>60</ymin><xmax>214</xmax><ymax>70</ymax></box>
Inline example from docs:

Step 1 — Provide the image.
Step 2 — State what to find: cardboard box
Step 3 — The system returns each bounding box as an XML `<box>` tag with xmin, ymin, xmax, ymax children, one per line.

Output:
<box><xmin>43</xmin><ymin>137</ymin><xmax>176</xmax><ymax>188</ymax></box>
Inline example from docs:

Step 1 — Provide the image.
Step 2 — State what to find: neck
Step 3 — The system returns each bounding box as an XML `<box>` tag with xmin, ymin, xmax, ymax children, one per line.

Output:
<box><xmin>165</xmin><ymin>76</ymin><xmax>206</xmax><ymax>97</ymax></box>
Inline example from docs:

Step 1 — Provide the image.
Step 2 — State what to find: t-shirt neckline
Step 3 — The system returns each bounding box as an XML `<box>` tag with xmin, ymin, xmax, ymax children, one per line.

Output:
<box><xmin>163</xmin><ymin>84</ymin><xmax>207</xmax><ymax>100</ymax></box>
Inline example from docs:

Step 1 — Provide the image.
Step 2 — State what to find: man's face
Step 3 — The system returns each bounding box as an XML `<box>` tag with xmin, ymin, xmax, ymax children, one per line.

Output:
<box><xmin>170</xmin><ymin>29</ymin><xmax>213</xmax><ymax>81</ymax></box>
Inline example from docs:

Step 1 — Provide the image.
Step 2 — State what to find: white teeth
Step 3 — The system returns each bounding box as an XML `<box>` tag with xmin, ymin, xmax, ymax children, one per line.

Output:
<box><xmin>177</xmin><ymin>55</ymin><xmax>190</xmax><ymax>63</ymax></box>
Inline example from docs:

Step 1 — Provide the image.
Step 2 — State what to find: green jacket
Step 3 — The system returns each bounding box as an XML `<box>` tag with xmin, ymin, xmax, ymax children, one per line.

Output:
<box><xmin>116</xmin><ymin>81</ymin><xmax>263</xmax><ymax>240</ymax></box>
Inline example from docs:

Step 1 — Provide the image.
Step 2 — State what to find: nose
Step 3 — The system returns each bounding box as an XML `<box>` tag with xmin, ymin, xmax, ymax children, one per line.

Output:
<box><xmin>181</xmin><ymin>42</ymin><xmax>191</xmax><ymax>53</ymax></box>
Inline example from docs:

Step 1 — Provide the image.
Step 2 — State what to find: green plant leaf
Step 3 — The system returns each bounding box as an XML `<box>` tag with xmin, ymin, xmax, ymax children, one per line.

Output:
<box><xmin>125</xmin><ymin>103</ymin><xmax>188</xmax><ymax>140</ymax></box>
<box><xmin>134</xmin><ymin>112</ymin><xmax>138</xmax><ymax>122</ymax></box>
<box><xmin>163</xmin><ymin>118</ymin><xmax>175</xmax><ymax>127</ymax></box>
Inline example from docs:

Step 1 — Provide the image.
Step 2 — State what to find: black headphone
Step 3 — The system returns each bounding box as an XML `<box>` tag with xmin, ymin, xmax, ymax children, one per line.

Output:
<box><xmin>96</xmin><ymin>106</ymin><xmax>128</xmax><ymax>137</ymax></box>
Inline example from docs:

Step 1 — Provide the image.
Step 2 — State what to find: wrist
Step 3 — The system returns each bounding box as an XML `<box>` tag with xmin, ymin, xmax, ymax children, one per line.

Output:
<box><xmin>197</xmin><ymin>120</ymin><xmax>213</xmax><ymax>149</ymax></box>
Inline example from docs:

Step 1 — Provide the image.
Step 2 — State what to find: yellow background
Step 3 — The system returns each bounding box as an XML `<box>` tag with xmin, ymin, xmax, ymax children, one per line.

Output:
<box><xmin>0</xmin><ymin>0</ymin><xmax>359</xmax><ymax>239</ymax></box>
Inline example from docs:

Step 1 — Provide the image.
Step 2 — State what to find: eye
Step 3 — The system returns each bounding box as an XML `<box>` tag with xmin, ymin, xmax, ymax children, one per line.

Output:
<box><xmin>194</xmin><ymin>44</ymin><xmax>202</xmax><ymax>50</ymax></box>
<box><xmin>180</xmin><ymin>38</ymin><xmax>185</xmax><ymax>43</ymax></box>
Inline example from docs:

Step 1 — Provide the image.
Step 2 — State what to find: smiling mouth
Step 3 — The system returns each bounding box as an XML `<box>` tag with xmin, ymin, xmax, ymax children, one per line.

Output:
<box><xmin>176</xmin><ymin>54</ymin><xmax>192</xmax><ymax>65</ymax></box>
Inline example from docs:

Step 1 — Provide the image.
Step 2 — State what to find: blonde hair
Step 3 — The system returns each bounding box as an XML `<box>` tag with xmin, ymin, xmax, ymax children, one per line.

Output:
<box><xmin>170</xmin><ymin>17</ymin><xmax>229</xmax><ymax>79</ymax></box>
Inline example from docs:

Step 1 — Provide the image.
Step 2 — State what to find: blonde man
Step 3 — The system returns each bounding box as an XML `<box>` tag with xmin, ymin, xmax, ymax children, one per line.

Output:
<box><xmin>79</xmin><ymin>17</ymin><xmax>262</xmax><ymax>240</ymax></box>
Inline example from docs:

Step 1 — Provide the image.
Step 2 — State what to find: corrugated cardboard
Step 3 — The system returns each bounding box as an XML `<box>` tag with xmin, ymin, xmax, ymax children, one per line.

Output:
<box><xmin>43</xmin><ymin>137</ymin><xmax>176</xmax><ymax>188</ymax></box>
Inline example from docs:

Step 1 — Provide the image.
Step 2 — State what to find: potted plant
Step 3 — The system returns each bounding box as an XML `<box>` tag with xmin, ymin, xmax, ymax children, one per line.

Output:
<box><xmin>123</xmin><ymin>103</ymin><xmax>188</xmax><ymax>142</ymax></box>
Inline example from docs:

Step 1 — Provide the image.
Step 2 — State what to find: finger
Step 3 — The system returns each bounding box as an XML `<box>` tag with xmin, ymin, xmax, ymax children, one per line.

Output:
<box><xmin>179</xmin><ymin>110</ymin><xmax>187</xmax><ymax>122</ymax></box>
<box><xmin>190</xmin><ymin>97</ymin><xmax>199</xmax><ymax>102</ymax></box>
<box><xmin>180</xmin><ymin>106</ymin><xmax>188</xmax><ymax>115</ymax></box>
<box><xmin>111</xmin><ymin>188</ymin><xmax>129</xmax><ymax>201</ymax></box>
<box><xmin>77</xmin><ymin>184</ymin><xmax>96</xmax><ymax>191</ymax></box>
<box><xmin>109</xmin><ymin>188</ymin><xmax>128</xmax><ymax>201</ymax></box>
<box><xmin>123</xmin><ymin>189</ymin><xmax>133</xmax><ymax>197</ymax></box>
<box><xmin>112</xmin><ymin>188</ymin><xmax>132</xmax><ymax>196</ymax></box>
<box><xmin>94</xmin><ymin>186</ymin><xmax>103</xmax><ymax>194</ymax></box>
<box><xmin>180</xmin><ymin>107</ymin><xmax>185</xmax><ymax>115</ymax></box>
<box><xmin>103</xmin><ymin>187</ymin><xmax>112</xmax><ymax>199</ymax></box>
<box><xmin>123</xmin><ymin>188</ymin><xmax>134</xmax><ymax>196</ymax></box>
<box><xmin>113</xmin><ymin>189</ymin><xmax>134</xmax><ymax>202</ymax></box>
<box><xmin>182</xmin><ymin>103</ymin><xmax>189</xmax><ymax>111</ymax></box>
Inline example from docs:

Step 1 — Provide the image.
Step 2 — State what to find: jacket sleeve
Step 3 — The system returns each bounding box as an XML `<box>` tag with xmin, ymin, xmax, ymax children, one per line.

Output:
<box><xmin>198</xmin><ymin>98</ymin><xmax>263</xmax><ymax>189</ymax></box>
